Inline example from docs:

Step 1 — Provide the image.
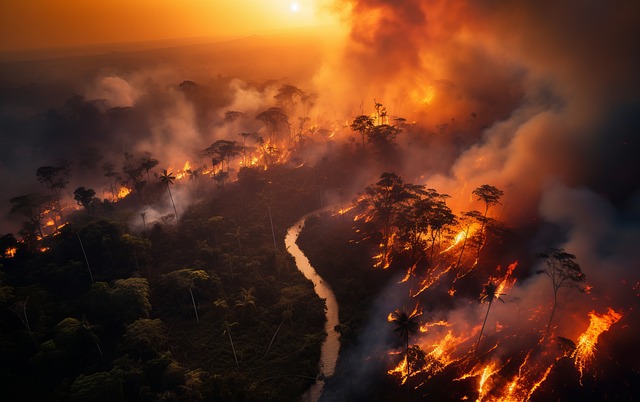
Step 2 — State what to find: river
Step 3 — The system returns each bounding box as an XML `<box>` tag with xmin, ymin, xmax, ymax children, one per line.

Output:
<box><xmin>285</xmin><ymin>213</ymin><xmax>340</xmax><ymax>402</ymax></box>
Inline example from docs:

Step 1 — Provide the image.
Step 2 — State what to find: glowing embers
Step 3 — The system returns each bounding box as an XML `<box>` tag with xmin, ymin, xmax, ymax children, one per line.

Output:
<box><xmin>572</xmin><ymin>308</ymin><xmax>622</xmax><ymax>384</ymax></box>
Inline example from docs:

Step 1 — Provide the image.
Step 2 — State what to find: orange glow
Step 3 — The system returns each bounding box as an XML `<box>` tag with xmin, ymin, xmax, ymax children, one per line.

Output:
<box><xmin>0</xmin><ymin>1</ymin><xmax>341</xmax><ymax>52</ymax></box>
<box><xmin>4</xmin><ymin>247</ymin><xmax>17</xmax><ymax>258</ymax></box>
<box><xmin>117</xmin><ymin>186</ymin><xmax>132</xmax><ymax>199</ymax></box>
<box><xmin>572</xmin><ymin>308</ymin><xmax>622</xmax><ymax>384</ymax></box>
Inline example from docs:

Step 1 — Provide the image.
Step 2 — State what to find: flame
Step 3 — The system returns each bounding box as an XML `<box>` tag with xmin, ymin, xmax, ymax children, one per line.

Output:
<box><xmin>4</xmin><ymin>247</ymin><xmax>17</xmax><ymax>258</ymax></box>
<box><xmin>442</xmin><ymin>223</ymin><xmax>479</xmax><ymax>253</ymax></box>
<box><xmin>572</xmin><ymin>308</ymin><xmax>622</xmax><ymax>384</ymax></box>
<box><xmin>388</xmin><ymin>355</ymin><xmax>409</xmax><ymax>384</ymax></box>
<box><xmin>117</xmin><ymin>186</ymin><xmax>131</xmax><ymax>199</ymax></box>
<box><xmin>174</xmin><ymin>161</ymin><xmax>192</xmax><ymax>180</ymax></box>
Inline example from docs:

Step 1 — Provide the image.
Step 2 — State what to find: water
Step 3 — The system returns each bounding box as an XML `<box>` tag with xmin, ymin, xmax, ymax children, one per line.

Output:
<box><xmin>285</xmin><ymin>213</ymin><xmax>340</xmax><ymax>402</ymax></box>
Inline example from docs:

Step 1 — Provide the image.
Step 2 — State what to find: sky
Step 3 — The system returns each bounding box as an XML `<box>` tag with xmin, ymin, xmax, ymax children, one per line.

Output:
<box><xmin>0</xmin><ymin>0</ymin><xmax>639</xmax><ymax>395</ymax></box>
<box><xmin>0</xmin><ymin>0</ymin><xmax>339</xmax><ymax>51</ymax></box>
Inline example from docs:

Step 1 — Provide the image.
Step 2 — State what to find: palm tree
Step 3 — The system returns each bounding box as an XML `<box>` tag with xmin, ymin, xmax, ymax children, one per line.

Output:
<box><xmin>390</xmin><ymin>308</ymin><xmax>421</xmax><ymax>381</ymax></box>
<box><xmin>476</xmin><ymin>280</ymin><xmax>505</xmax><ymax>352</ymax></box>
<box><xmin>159</xmin><ymin>169</ymin><xmax>178</xmax><ymax>224</ymax></box>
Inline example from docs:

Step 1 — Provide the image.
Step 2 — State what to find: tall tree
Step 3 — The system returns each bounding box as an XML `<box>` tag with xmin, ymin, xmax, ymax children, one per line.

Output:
<box><xmin>390</xmin><ymin>308</ymin><xmax>421</xmax><ymax>388</ymax></box>
<box><xmin>472</xmin><ymin>184</ymin><xmax>503</xmax><ymax>257</ymax></box>
<box><xmin>476</xmin><ymin>280</ymin><xmax>505</xmax><ymax>352</ymax></box>
<box><xmin>36</xmin><ymin>162</ymin><xmax>71</xmax><ymax>226</ymax></box>
<box><xmin>159</xmin><ymin>169</ymin><xmax>179</xmax><ymax>224</ymax></box>
<box><xmin>537</xmin><ymin>248</ymin><xmax>586</xmax><ymax>341</ymax></box>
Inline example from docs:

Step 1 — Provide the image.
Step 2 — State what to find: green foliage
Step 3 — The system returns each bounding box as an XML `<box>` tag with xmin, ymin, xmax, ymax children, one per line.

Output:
<box><xmin>69</xmin><ymin>369</ymin><xmax>125</xmax><ymax>402</ymax></box>
<box><xmin>121</xmin><ymin>318</ymin><xmax>168</xmax><ymax>360</ymax></box>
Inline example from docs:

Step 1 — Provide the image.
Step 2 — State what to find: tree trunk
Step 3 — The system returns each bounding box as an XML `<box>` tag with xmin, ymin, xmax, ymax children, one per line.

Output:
<box><xmin>476</xmin><ymin>300</ymin><xmax>492</xmax><ymax>353</ymax></box>
<box><xmin>543</xmin><ymin>292</ymin><xmax>558</xmax><ymax>341</ymax></box>
<box><xmin>227</xmin><ymin>327</ymin><xmax>240</xmax><ymax>368</ymax></box>
<box><xmin>167</xmin><ymin>184</ymin><xmax>179</xmax><ymax>224</ymax></box>
<box><xmin>189</xmin><ymin>287</ymin><xmax>199</xmax><ymax>323</ymax></box>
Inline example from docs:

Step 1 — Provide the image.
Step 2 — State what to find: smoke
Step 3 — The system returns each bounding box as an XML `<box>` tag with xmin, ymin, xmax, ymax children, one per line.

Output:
<box><xmin>87</xmin><ymin>76</ymin><xmax>138</xmax><ymax>108</ymax></box>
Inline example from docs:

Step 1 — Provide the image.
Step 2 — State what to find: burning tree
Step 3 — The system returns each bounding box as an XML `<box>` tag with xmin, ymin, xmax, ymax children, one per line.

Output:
<box><xmin>36</xmin><ymin>162</ymin><xmax>71</xmax><ymax>226</ymax></box>
<box><xmin>9</xmin><ymin>193</ymin><xmax>52</xmax><ymax>244</ymax></box>
<box><xmin>536</xmin><ymin>248</ymin><xmax>587</xmax><ymax>340</ymax></box>
<box><xmin>355</xmin><ymin>172</ymin><xmax>421</xmax><ymax>268</ymax></box>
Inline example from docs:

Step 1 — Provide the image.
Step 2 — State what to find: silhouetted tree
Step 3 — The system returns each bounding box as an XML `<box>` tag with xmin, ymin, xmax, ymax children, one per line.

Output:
<box><xmin>537</xmin><ymin>248</ymin><xmax>586</xmax><ymax>340</ymax></box>
<box><xmin>73</xmin><ymin>187</ymin><xmax>97</xmax><ymax>210</ymax></box>
<box><xmin>350</xmin><ymin>115</ymin><xmax>374</xmax><ymax>149</ymax></box>
<box><xmin>159</xmin><ymin>169</ymin><xmax>179</xmax><ymax>224</ymax></box>
<box><xmin>390</xmin><ymin>307</ymin><xmax>421</xmax><ymax>387</ymax></box>
<box><xmin>472</xmin><ymin>184</ymin><xmax>504</xmax><ymax>257</ymax></box>
<box><xmin>476</xmin><ymin>280</ymin><xmax>505</xmax><ymax>352</ymax></box>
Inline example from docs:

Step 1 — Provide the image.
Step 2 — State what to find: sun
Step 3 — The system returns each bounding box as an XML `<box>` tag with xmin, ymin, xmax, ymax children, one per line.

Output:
<box><xmin>290</xmin><ymin>1</ymin><xmax>300</xmax><ymax>13</ymax></box>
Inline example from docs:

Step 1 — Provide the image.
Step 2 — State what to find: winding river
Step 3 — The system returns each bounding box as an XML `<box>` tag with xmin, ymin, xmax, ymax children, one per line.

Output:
<box><xmin>285</xmin><ymin>213</ymin><xmax>340</xmax><ymax>402</ymax></box>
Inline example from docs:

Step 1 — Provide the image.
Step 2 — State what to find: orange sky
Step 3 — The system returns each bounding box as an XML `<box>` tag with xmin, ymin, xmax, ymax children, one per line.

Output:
<box><xmin>0</xmin><ymin>0</ymin><xmax>339</xmax><ymax>51</ymax></box>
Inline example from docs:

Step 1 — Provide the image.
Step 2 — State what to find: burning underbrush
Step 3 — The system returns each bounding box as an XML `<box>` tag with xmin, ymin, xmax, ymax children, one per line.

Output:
<box><xmin>303</xmin><ymin>174</ymin><xmax>636</xmax><ymax>401</ymax></box>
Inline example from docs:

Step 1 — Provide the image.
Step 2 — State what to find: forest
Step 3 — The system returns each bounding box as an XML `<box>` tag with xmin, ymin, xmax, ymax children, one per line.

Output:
<box><xmin>2</xmin><ymin>2</ymin><xmax>639</xmax><ymax>399</ymax></box>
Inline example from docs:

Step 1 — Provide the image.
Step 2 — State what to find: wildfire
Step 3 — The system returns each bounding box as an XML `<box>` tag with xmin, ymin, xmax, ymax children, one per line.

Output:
<box><xmin>4</xmin><ymin>247</ymin><xmax>17</xmax><ymax>258</ymax></box>
<box><xmin>173</xmin><ymin>161</ymin><xmax>192</xmax><ymax>180</ymax></box>
<box><xmin>442</xmin><ymin>223</ymin><xmax>479</xmax><ymax>253</ymax></box>
<box><xmin>117</xmin><ymin>186</ymin><xmax>131</xmax><ymax>199</ymax></box>
<box><xmin>572</xmin><ymin>308</ymin><xmax>622</xmax><ymax>384</ymax></box>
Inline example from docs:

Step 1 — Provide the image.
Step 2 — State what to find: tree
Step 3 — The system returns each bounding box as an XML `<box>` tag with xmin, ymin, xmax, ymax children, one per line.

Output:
<box><xmin>36</xmin><ymin>163</ymin><xmax>71</xmax><ymax>203</ymax></box>
<box><xmin>9</xmin><ymin>193</ymin><xmax>52</xmax><ymax>241</ymax></box>
<box><xmin>112</xmin><ymin>278</ymin><xmax>152</xmax><ymax>324</ymax></box>
<box><xmin>161</xmin><ymin>269</ymin><xmax>209</xmax><ymax>322</ymax></box>
<box><xmin>222</xmin><ymin>320</ymin><xmax>240</xmax><ymax>369</ymax></box>
<box><xmin>139</xmin><ymin>152</ymin><xmax>159</xmax><ymax>183</ymax></box>
<box><xmin>256</xmin><ymin>107</ymin><xmax>290</xmax><ymax>143</ymax></box>
<box><xmin>203</xmin><ymin>140</ymin><xmax>242</xmax><ymax>178</ymax></box>
<box><xmin>454</xmin><ymin>210</ymin><xmax>483</xmax><ymax>270</ymax></box>
<box><xmin>390</xmin><ymin>308</ymin><xmax>421</xmax><ymax>387</ymax></box>
<box><xmin>73</xmin><ymin>187</ymin><xmax>97</xmax><ymax>210</ymax></box>
<box><xmin>36</xmin><ymin>162</ymin><xmax>71</xmax><ymax>226</ymax></box>
<box><xmin>537</xmin><ymin>248</ymin><xmax>586</xmax><ymax>340</ymax></box>
<box><xmin>102</xmin><ymin>162</ymin><xmax>118</xmax><ymax>201</ymax></box>
<box><xmin>356</xmin><ymin>172</ymin><xmax>419</xmax><ymax>268</ymax></box>
<box><xmin>159</xmin><ymin>169</ymin><xmax>179</xmax><ymax>224</ymax></box>
<box><xmin>350</xmin><ymin>115</ymin><xmax>374</xmax><ymax>149</ymax></box>
<box><xmin>122</xmin><ymin>154</ymin><xmax>147</xmax><ymax>203</ymax></box>
<box><xmin>476</xmin><ymin>280</ymin><xmax>505</xmax><ymax>352</ymax></box>
<box><xmin>121</xmin><ymin>318</ymin><xmax>168</xmax><ymax>360</ymax></box>
<box><xmin>472</xmin><ymin>184</ymin><xmax>504</xmax><ymax>257</ymax></box>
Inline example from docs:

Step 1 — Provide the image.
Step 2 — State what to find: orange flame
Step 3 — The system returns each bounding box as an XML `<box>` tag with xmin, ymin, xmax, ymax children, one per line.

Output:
<box><xmin>572</xmin><ymin>308</ymin><xmax>622</xmax><ymax>384</ymax></box>
<box><xmin>117</xmin><ymin>186</ymin><xmax>131</xmax><ymax>199</ymax></box>
<box><xmin>4</xmin><ymin>247</ymin><xmax>17</xmax><ymax>258</ymax></box>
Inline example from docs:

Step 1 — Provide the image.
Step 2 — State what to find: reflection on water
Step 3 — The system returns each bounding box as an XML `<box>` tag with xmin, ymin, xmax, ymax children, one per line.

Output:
<box><xmin>285</xmin><ymin>214</ymin><xmax>340</xmax><ymax>402</ymax></box>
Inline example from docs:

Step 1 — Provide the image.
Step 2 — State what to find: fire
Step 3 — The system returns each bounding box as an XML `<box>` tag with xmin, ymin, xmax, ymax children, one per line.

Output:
<box><xmin>4</xmin><ymin>247</ymin><xmax>17</xmax><ymax>258</ymax></box>
<box><xmin>442</xmin><ymin>223</ymin><xmax>479</xmax><ymax>253</ymax></box>
<box><xmin>117</xmin><ymin>186</ymin><xmax>131</xmax><ymax>199</ymax></box>
<box><xmin>388</xmin><ymin>355</ymin><xmax>409</xmax><ymax>384</ymax></box>
<box><xmin>173</xmin><ymin>161</ymin><xmax>192</xmax><ymax>180</ymax></box>
<box><xmin>572</xmin><ymin>308</ymin><xmax>622</xmax><ymax>384</ymax></box>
